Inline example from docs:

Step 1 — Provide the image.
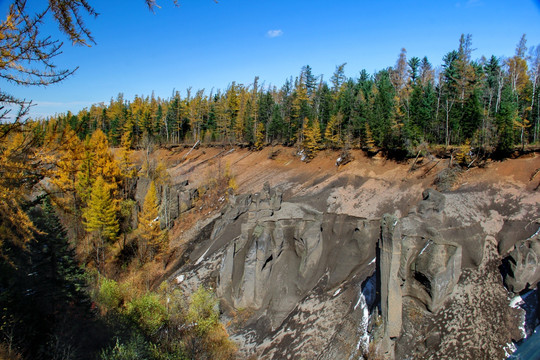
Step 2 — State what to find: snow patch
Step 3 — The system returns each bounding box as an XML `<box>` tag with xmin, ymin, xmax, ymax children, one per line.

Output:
<box><xmin>352</xmin><ymin>275</ymin><xmax>377</xmax><ymax>356</ymax></box>
<box><xmin>354</xmin><ymin>290</ymin><xmax>370</xmax><ymax>352</ymax></box>
<box><xmin>176</xmin><ymin>274</ymin><xmax>185</xmax><ymax>284</ymax></box>
<box><xmin>195</xmin><ymin>247</ymin><xmax>211</xmax><ymax>265</ymax></box>
<box><xmin>368</xmin><ymin>257</ymin><xmax>376</xmax><ymax>265</ymax></box>
<box><xmin>510</xmin><ymin>295</ymin><xmax>524</xmax><ymax>309</ymax></box>
<box><xmin>527</xmin><ymin>226</ymin><xmax>540</xmax><ymax>241</ymax></box>
<box><xmin>419</xmin><ymin>241</ymin><xmax>430</xmax><ymax>256</ymax></box>
<box><xmin>333</xmin><ymin>288</ymin><xmax>342</xmax><ymax>297</ymax></box>
<box><xmin>503</xmin><ymin>342</ymin><xmax>517</xmax><ymax>358</ymax></box>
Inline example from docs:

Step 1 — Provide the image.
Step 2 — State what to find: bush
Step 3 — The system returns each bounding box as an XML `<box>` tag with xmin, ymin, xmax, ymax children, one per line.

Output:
<box><xmin>187</xmin><ymin>286</ymin><xmax>219</xmax><ymax>336</ymax></box>
<box><xmin>100</xmin><ymin>335</ymin><xmax>150</xmax><ymax>360</ymax></box>
<box><xmin>126</xmin><ymin>293</ymin><xmax>167</xmax><ymax>335</ymax></box>
<box><xmin>98</xmin><ymin>277</ymin><xmax>124</xmax><ymax>311</ymax></box>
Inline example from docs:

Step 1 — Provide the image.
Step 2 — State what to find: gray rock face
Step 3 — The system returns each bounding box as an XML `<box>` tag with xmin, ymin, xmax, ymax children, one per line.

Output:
<box><xmin>380</xmin><ymin>189</ymin><xmax>463</xmax><ymax>315</ymax></box>
<box><xmin>169</xmin><ymin>177</ymin><xmax>537</xmax><ymax>360</ymax></box>
<box><xmin>380</xmin><ymin>215</ymin><xmax>402</xmax><ymax>342</ymax></box>
<box><xmin>412</xmin><ymin>241</ymin><xmax>461</xmax><ymax>312</ymax></box>
<box><xmin>505</xmin><ymin>228</ymin><xmax>540</xmax><ymax>293</ymax></box>
<box><xmin>377</xmin><ymin>189</ymin><xmax>465</xmax><ymax>356</ymax></box>
<box><xmin>135</xmin><ymin>177</ymin><xmax>198</xmax><ymax>229</ymax></box>
<box><xmin>216</xmin><ymin>182</ymin><xmax>378</xmax><ymax>331</ymax></box>
<box><xmin>159</xmin><ymin>182</ymin><xmax>198</xmax><ymax>228</ymax></box>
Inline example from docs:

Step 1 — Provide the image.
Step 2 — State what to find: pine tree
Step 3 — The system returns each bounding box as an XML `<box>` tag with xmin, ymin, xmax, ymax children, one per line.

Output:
<box><xmin>496</xmin><ymin>85</ymin><xmax>517</xmax><ymax>154</ymax></box>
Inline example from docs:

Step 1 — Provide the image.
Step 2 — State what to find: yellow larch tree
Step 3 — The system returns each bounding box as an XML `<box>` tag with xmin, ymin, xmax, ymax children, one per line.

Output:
<box><xmin>324</xmin><ymin>113</ymin><xmax>343</xmax><ymax>149</ymax></box>
<box><xmin>77</xmin><ymin>129</ymin><xmax>123</xmax><ymax>205</ymax></box>
<box><xmin>50</xmin><ymin>127</ymin><xmax>83</xmax><ymax>212</ymax></box>
<box><xmin>137</xmin><ymin>181</ymin><xmax>165</xmax><ymax>261</ymax></box>
<box><xmin>0</xmin><ymin>130</ymin><xmax>37</xmax><ymax>256</ymax></box>
<box><xmin>82</xmin><ymin>175</ymin><xmax>119</xmax><ymax>270</ymax></box>
<box><xmin>302</xmin><ymin>118</ymin><xmax>321</xmax><ymax>160</ymax></box>
<box><xmin>255</xmin><ymin>122</ymin><xmax>265</xmax><ymax>150</ymax></box>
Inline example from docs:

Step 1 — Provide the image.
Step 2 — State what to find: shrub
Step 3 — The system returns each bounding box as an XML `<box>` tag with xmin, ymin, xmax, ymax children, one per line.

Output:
<box><xmin>187</xmin><ymin>286</ymin><xmax>219</xmax><ymax>336</ymax></box>
<box><xmin>100</xmin><ymin>335</ymin><xmax>150</xmax><ymax>360</ymax></box>
<box><xmin>97</xmin><ymin>277</ymin><xmax>123</xmax><ymax>311</ymax></box>
<box><xmin>126</xmin><ymin>293</ymin><xmax>167</xmax><ymax>335</ymax></box>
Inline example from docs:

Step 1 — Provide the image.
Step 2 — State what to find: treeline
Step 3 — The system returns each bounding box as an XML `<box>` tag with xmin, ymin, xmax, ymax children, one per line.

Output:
<box><xmin>42</xmin><ymin>34</ymin><xmax>540</xmax><ymax>158</ymax></box>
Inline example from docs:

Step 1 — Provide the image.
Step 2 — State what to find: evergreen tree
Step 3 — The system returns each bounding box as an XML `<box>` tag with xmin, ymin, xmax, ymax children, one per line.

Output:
<box><xmin>408</xmin><ymin>57</ymin><xmax>421</xmax><ymax>84</ymax></box>
<box><xmin>496</xmin><ymin>85</ymin><xmax>517</xmax><ymax>154</ymax></box>
<box><xmin>461</xmin><ymin>90</ymin><xmax>483</xmax><ymax>140</ymax></box>
<box><xmin>268</xmin><ymin>104</ymin><xmax>285</xmax><ymax>142</ymax></box>
<box><xmin>372</xmin><ymin>69</ymin><xmax>395</xmax><ymax>147</ymax></box>
<box><xmin>441</xmin><ymin>50</ymin><xmax>461</xmax><ymax>146</ymax></box>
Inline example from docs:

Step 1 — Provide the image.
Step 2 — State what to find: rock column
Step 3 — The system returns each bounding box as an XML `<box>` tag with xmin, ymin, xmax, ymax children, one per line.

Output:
<box><xmin>379</xmin><ymin>214</ymin><xmax>402</xmax><ymax>357</ymax></box>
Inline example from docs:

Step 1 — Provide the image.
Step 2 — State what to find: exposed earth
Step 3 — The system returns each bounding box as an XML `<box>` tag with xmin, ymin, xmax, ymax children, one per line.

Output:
<box><xmin>135</xmin><ymin>145</ymin><xmax>540</xmax><ymax>359</ymax></box>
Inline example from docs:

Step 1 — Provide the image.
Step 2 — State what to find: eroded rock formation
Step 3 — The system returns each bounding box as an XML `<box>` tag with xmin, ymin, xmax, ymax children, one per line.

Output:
<box><xmin>168</xmin><ymin>171</ymin><xmax>539</xmax><ymax>359</ymax></box>
<box><xmin>216</xmin><ymin>182</ymin><xmax>378</xmax><ymax>330</ymax></box>
<box><xmin>505</xmin><ymin>229</ymin><xmax>540</xmax><ymax>293</ymax></box>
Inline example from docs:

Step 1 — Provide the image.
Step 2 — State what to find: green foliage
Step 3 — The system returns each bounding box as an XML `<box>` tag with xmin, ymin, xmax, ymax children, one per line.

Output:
<box><xmin>187</xmin><ymin>286</ymin><xmax>219</xmax><ymax>336</ymax></box>
<box><xmin>496</xmin><ymin>85</ymin><xmax>518</xmax><ymax>154</ymax></box>
<box><xmin>126</xmin><ymin>293</ymin><xmax>167</xmax><ymax>334</ymax></box>
<box><xmin>100</xmin><ymin>335</ymin><xmax>150</xmax><ymax>360</ymax></box>
<box><xmin>98</xmin><ymin>277</ymin><xmax>124</xmax><ymax>311</ymax></box>
<box><xmin>0</xmin><ymin>196</ymin><xmax>107</xmax><ymax>359</ymax></box>
<box><xmin>32</xmin><ymin>33</ymin><xmax>540</xmax><ymax>157</ymax></box>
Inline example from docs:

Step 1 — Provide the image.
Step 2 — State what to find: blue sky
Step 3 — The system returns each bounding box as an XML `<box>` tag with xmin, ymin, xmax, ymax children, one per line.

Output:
<box><xmin>3</xmin><ymin>0</ymin><xmax>540</xmax><ymax>119</ymax></box>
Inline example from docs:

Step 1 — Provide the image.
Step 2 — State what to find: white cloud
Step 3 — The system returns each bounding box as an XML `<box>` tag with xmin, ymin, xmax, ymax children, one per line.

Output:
<box><xmin>266</xmin><ymin>29</ymin><xmax>283</xmax><ymax>38</ymax></box>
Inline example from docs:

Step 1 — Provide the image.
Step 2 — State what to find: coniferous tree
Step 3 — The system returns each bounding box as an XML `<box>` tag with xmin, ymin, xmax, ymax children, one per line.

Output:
<box><xmin>496</xmin><ymin>85</ymin><xmax>518</xmax><ymax>154</ymax></box>
<box><xmin>302</xmin><ymin>119</ymin><xmax>321</xmax><ymax>160</ymax></box>
<box><xmin>83</xmin><ymin>176</ymin><xmax>119</xmax><ymax>268</ymax></box>
<box><xmin>325</xmin><ymin>113</ymin><xmax>343</xmax><ymax>148</ymax></box>
<box><xmin>137</xmin><ymin>181</ymin><xmax>164</xmax><ymax>261</ymax></box>
<box><xmin>372</xmin><ymin>70</ymin><xmax>395</xmax><ymax>147</ymax></box>
<box><xmin>461</xmin><ymin>90</ymin><xmax>483</xmax><ymax>141</ymax></box>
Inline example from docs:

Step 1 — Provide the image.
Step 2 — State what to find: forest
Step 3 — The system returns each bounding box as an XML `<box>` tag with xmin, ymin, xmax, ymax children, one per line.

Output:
<box><xmin>41</xmin><ymin>34</ymin><xmax>540</xmax><ymax>159</ymax></box>
<box><xmin>1</xmin><ymin>30</ymin><xmax>540</xmax><ymax>359</ymax></box>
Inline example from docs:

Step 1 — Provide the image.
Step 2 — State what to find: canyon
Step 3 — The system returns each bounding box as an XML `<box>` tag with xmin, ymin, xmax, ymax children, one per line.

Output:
<box><xmin>141</xmin><ymin>146</ymin><xmax>540</xmax><ymax>359</ymax></box>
